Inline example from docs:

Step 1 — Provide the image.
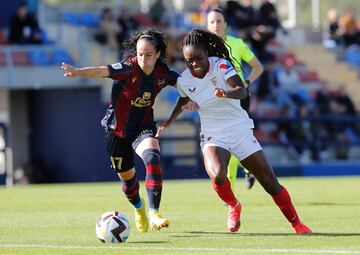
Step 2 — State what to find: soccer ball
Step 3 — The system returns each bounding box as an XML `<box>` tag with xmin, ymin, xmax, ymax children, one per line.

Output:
<box><xmin>96</xmin><ymin>211</ymin><xmax>130</xmax><ymax>243</ymax></box>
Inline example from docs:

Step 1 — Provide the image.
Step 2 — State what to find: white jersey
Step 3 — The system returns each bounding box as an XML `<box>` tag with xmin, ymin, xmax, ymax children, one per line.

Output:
<box><xmin>176</xmin><ymin>57</ymin><xmax>254</xmax><ymax>136</ymax></box>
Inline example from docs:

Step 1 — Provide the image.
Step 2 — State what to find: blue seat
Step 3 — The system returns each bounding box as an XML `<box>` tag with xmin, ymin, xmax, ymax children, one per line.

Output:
<box><xmin>63</xmin><ymin>12</ymin><xmax>79</xmax><ymax>25</ymax></box>
<box><xmin>79</xmin><ymin>12</ymin><xmax>100</xmax><ymax>27</ymax></box>
<box><xmin>28</xmin><ymin>50</ymin><xmax>49</xmax><ymax>65</ymax></box>
<box><xmin>51</xmin><ymin>49</ymin><xmax>74</xmax><ymax>65</ymax></box>
<box><xmin>39</xmin><ymin>29</ymin><xmax>54</xmax><ymax>44</ymax></box>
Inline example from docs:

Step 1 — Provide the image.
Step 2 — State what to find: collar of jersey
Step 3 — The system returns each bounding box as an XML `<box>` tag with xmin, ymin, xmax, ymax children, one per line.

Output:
<box><xmin>190</xmin><ymin>60</ymin><xmax>210</xmax><ymax>78</ymax></box>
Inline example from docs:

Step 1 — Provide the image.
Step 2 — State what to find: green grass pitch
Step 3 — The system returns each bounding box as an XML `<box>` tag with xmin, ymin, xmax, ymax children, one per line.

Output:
<box><xmin>0</xmin><ymin>177</ymin><xmax>360</xmax><ymax>255</ymax></box>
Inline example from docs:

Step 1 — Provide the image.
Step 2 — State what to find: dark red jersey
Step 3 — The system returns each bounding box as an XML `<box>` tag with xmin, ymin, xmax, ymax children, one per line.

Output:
<box><xmin>101</xmin><ymin>57</ymin><xmax>178</xmax><ymax>138</ymax></box>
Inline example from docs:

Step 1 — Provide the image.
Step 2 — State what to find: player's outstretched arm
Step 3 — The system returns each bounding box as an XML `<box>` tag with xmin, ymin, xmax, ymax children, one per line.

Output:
<box><xmin>156</xmin><ymin>96</ymin><xmax>190</xmax><ymax>137</ymax></box>
<box><xmin>61</xmin><ymin>62</ymin><xmax>109</xmax><ymax>78</ymax></box>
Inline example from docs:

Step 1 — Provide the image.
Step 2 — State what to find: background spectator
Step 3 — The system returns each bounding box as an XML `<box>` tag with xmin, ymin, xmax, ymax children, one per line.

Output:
<box><xmin>339</xmin><ymin>7</ymin><xmax>360</xmax><ymax>47</ymax></box>
<box><xmin>148</xmin><ymin>0</ymin><xmax>167</xmax><ymax>26</ymax></box>
<box><xmin>94</xmin><ymin>7</ymin><xmax>121</xmax><ymax>51</ymax></box>
<box><xmin>8</xmin><ymin>3</ymin><xmax>42</xmax><ymax>44</ymax></box>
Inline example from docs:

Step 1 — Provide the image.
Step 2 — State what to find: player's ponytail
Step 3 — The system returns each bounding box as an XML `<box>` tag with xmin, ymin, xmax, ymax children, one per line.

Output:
<box><xmin>183</xmin><ymin>29</ymin><xmax>240</xmax><ymax>72</ymax></box>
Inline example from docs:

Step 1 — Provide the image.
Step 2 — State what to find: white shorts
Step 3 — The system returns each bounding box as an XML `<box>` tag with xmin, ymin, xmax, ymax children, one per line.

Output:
<box><xmin>200</xmin><ymin>129</ymin><xmax>262</xmax><ymax>161</ymax></box>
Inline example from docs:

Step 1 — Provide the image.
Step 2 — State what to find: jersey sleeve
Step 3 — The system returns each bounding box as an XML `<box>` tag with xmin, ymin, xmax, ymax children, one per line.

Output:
<box><xmin>176</xmin><ymin>83</ymin><xmax>187</xmax><ymax>97</ymax></box>
<box><xmin>107</xmin><ymin>61</ymin><xmax>133</xmax><ymax>80</ymax></box>
<box><xmin>217</xmin><ymin>58</ymin><xmax>238</xmax><ymax>81</ymax></box>
<box><xmin>239</xmin><ymin>41</ymin><xmax>255</xmax><ymax>63</ymax></box>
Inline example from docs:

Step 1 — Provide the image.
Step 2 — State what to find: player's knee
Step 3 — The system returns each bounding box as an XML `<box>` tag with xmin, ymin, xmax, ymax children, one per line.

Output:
<box><xmin>142</xmin><ymin>148</ymin><xmax>160</xmax><ymax>165</ymax></box>
<box><xmin>212</xmin><ymin>172</ymin><xmax>227</xmax><ymax>185</ymax></box>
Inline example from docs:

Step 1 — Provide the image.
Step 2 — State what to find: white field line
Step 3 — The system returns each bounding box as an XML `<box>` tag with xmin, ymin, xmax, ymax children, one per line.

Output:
<box><xmin>0</xmin><ymin>244</ymin><xmax>360</xmax><ymax>254</ymax></box>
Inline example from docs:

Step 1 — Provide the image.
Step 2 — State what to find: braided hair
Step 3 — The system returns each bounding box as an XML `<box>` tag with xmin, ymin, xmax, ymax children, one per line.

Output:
<box><xmin>122</xmin><ymin>29</ymin><xmax>168</xmax><ymax>63</ymax></box>
<box><xmin>182</xmin><ymin>29</ymin><xmax>239</xmax><ymax>72</ymax></box>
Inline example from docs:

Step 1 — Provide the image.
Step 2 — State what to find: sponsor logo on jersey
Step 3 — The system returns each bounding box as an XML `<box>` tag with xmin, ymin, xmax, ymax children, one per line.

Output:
<box><xmin>188</xmin><ymin>87</ymin><xmax>196</xmax><ymax>93</ymax></box>
<box><xmin>219</xmin><ymin>62</ymin><xmax>232</xmax><ymax>70</ymax></box>
<box><xmin>225</xmin><ymin>66</ymin><xmax>235</xmax><ymax>75</ymax></box>
<box><xmin>111</xmin><ymin>63</ymin><xmax>122</xmax><ymax>69</ymax></box>
<box><xmin>131</xmin><ymin>92</ymin><xmax>152</xmax><ymax>107</ymax></box>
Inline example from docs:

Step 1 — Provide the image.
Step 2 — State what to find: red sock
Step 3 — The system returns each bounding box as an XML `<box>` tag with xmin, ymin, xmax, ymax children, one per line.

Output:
<box><xmin>211</xmin><ymin>178</ymin><xmax>238</xmax><ymax>207</ymax></box>
<box><xmin>272</xmin><ymin>186</ymin><xmax>301</xmax><ymax>226</ymax></box>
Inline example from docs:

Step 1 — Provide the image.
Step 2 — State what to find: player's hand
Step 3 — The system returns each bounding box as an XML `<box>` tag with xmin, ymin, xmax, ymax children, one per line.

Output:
<box><xmin>214</xmin><ymin>88</ymin><xmax>225</xmax><ymax>97</ymax></box>
<box><xmin>182</xmin><ymin>101</ymin><xmax>199</xmax><ymax>111</ymax></box>
<box><xmin>61</xmin><ymin>62</ymin><xmax>77</xmax><ymax>78</ymax></box>
<box><xmin>156</xmin><ymin>121</ymin><xmax>172</xmax><ymax>138</ymax></box>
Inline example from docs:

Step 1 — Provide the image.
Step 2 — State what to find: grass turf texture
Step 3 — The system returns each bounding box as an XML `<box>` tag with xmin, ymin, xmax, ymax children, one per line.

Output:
<box><xmin>0</xmin><ymin>177</ymin><xmax>359</xmax><ymax>255</ymax></box>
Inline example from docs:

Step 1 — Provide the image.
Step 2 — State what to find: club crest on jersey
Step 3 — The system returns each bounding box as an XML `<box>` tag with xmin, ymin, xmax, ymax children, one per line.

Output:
<box><xmin>131</xmin><ymin>92</ymin><xmax>152</xmax><ymax>107</ymax></box>
<box><xmin>132</xmin><ymin>77</ymin><xmax>137</xmax><ymax>83</ymax></box>
<box><xmin>111</xmin><ymin>63</ymin><xmax>122</xmax><ymax>69</ymax></box>
<box><xmin>188</xmin><ymin>87</ymin><xmax>196</xmax><ymax>93</ymax></box>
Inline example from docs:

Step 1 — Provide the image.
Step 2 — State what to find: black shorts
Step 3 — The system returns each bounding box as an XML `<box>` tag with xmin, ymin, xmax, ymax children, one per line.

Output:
<box><xmin>105</xmin><ymin>127</ymin><xmax>157</xmax><ymax>173</ymax></box>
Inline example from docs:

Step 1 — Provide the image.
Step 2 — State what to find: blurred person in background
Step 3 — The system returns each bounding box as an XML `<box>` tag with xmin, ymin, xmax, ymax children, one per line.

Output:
<box><xmin>8</xmin><ymin>3</ymin><xmax>42</xmax><ymax>44</ymax></box>
<box><xmin>206</xmin><ymin>8</ymin><xmax>263</xmax><ymax>190</ymax></box>
<box><xmin>148</xmin><ymin>0</ymin><xmax>167</xmax><ymax>26</ymax></box>
<box><xmin>61</xmin><ymin>29</ymin><xmax>178</xmax><ymax>233</ymax></box>
<box><xmin>326</xmin><ymin>9</ymin><xmax>341</xmax><ymax>45</ymax></box>
<box><xmin>94</xmin><ymin>7</ymin><xmax>121</xmax><ymax>51</ymax></box>
<box><xmin>157</xmin><ymin>29</ymin><xmax>312</xmax><ymax>235</ymax></box>
<box><xmin>339</xmin><ymin>7</ymin><xmax>360</xmax><ymax>47</ymax></box>
<box><xmin>116</xmin><ymin>7</ymin><xmax>138</xmax><ymax>41</ymax></box>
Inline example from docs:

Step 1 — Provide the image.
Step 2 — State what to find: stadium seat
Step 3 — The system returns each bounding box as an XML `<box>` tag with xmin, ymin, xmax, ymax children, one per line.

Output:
<box><xmin>78</xmin><ymin>12</ymin><xmax>99</xmax><ymax>27</ymax></box>
<box><xmin>0</xmin><ymin>52</ymin><xmax>6</xmax><ymax>66</ymax></box>
<box><xmin>39</xmin><ymin>29</ymin><xmax>54</xmax><ymax>44</ymax></box>
<box><xmin>51</xmin><ymin>48</ymin><xmax>74</xmax><ymax>65</ymax></box>
<box><xmin>28</xmin><ymin>50</ymin><xmax>49</xmax><ymax>66</ymax></box>
<box><xmin>62</xmin><ymin>12</ymin><xmax>79</xmax><ymax>25</ymax></box>
<box><xmin>11</xmin><ymin>51</ymin><xmax>32</xmax><ymax>66</ymax></box>
<box><xmin>345</xmin><ymin>49</ymin><xmax>360</xmax><ymax>67</ymax></box>
<box><xmin>0</xmin><ymin>29</ymin><xmax>7</xmax><ymax>45</ymax></box>
<box><xmin>134</xmin><ymin>14</ymin><xmax>153</xmax><ymax>27</ymax></box>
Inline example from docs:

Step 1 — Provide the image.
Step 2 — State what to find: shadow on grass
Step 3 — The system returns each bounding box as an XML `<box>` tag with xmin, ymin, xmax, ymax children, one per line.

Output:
<box><xmin>305</xmin><ymin>202</ymin><xmax>360</xmax><ymax>206</ymax></box>
<box><xmin>177</xmin><ymin>231</ymin><xmax>360</xmax><ymax>237</ymax></box>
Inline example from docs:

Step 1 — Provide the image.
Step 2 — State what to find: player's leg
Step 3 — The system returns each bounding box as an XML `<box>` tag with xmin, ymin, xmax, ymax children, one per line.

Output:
<box><xmin>240</xmin><ymin>95</ymin><xmax>256</xmax><ymax>189</ymax></box>
<box><xmin>227</xmin><ymin>155</ymin><xmax>239</xmax><ymax>190</ymax></box>
<box><xmin>105</xmin><ymin>131</ymin><xmax>148</xmax><ymax>233</ymax></box>
<box><xmin>239</xmin><ymin>134</ymin><xmax>312</xmax><ymax>234</ymax></box>
<box><xmin>202</xmin><ymin>144</ymin><xmax>241</xmax><ymax>232</ymax></box>
<box><xmin>134</xmin><ymin>130</ymin><xmax>169</xmax><ymax>230</ymax></box>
